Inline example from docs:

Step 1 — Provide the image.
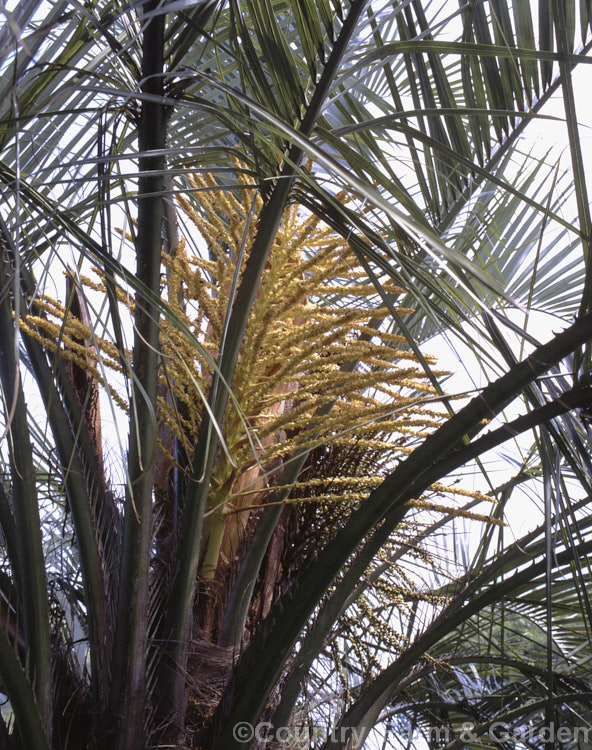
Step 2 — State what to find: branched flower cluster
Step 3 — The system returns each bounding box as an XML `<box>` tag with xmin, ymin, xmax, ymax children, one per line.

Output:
<box><xmin>20</xmin><ymin>164</ymin><xmax>498</xmax><ymax>604</ymax></box>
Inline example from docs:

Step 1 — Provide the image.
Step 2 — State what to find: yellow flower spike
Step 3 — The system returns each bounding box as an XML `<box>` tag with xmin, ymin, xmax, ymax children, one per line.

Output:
<box><xmin>406</xmin><ymin>498</ymin><xmax>503</xmax><ymax>526</ymax></box>
<box><xmin>20</xmin><ymin>319</ymin><xmax>129</xmax><ymax>412</ymax></box>
<box><xmin>81</xmin><ymin>270</ymin><xmax>130</xmax><ymax>306</ymax></box>
<box><xmin>429</xmin><ymin>482</ymin><xmax>497</xmax><ymax>503</ymax></box>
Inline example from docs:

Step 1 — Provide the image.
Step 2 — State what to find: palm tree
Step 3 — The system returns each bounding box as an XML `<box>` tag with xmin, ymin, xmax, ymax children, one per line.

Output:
<box><xmin>0</xmin><ymin>1</ymin><xmax>591</xmax><ymax>748</ymax></box>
